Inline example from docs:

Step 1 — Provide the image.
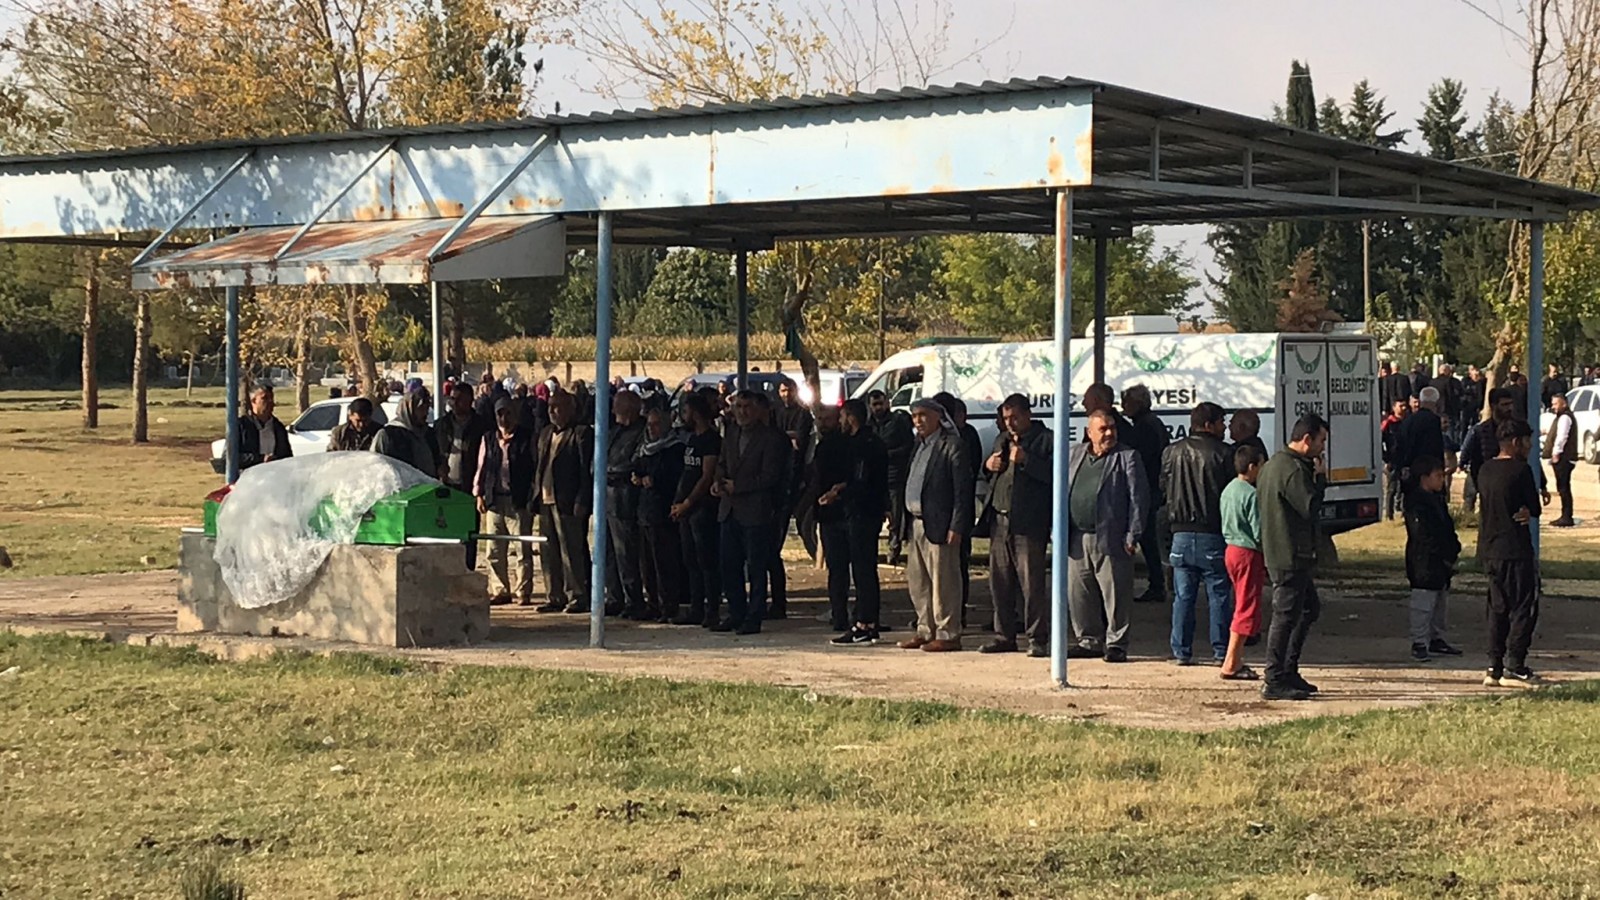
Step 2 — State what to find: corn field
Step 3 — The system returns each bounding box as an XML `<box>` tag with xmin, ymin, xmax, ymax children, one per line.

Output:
<box><xmin>464</xmin><ymin>331</ymin><xmax>921</xmax><ymax>365</ymax></box>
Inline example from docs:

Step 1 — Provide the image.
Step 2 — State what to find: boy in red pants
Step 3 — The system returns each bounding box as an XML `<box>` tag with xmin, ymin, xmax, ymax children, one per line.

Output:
<box><xmin>1219</xmin><ymin>444</ymin><xmax>1266</xmax><ymax>680</ymax></box>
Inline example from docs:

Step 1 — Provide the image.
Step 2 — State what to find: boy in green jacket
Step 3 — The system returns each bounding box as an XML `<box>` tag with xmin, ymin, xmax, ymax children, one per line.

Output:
<box><xmin>1219</xmin><ymin>443</ymin><xmax>1266</xmax><ymax>680</ymax></box>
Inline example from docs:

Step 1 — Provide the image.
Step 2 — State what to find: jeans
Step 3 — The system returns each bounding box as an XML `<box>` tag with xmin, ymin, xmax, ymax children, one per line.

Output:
<box><xmin>821</xmin><ymin>514</ymin><xmax>882</xmax><ymax>628</ymax></box>
<box><xmin>1263</xmin><ymin>567</ymin><xmax>1321</xmax><ymax>687</ymax></box>
<box><xmin>1384</xmin><ymin>466</ymin><xmax>1405</xmax><ymax>520</ymax></box>
<box><xmin>720</xmin><ymin>518</ymin><xmax>776</xmax><ymax>631</ymax></box>
<box><xmin>1169</xmin><ymin>531</ymin><xmax>1234</xmax><ymax>661</ymax></box>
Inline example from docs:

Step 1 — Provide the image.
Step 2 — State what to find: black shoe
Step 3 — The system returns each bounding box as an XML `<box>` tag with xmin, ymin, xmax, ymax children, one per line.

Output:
<box><xmin>735</xmin><ymin>622</ymin><xmax>762</xmax><ymax>636</ymax></box>
<box><xmin>1103</xmin><ymin>647</ymin><xmax>1128</xmax><ymax>663</ymax></box>
<box><xmin>1174</xmin><ymin>657</ymin><xmax>1196</xmax><ymax>667</ymax></box>
<box><xmin>621</xmin><ymin>605</ymin><xmax>651</xmax><ymax>621</ymax></box>
<box><xmin>1244</xmin><ymin>635</ymin><xmax>1261</xmax><ymax>647</ymax></box>
<box><xmin>1066</xmin><ymin>643</ymin><xmax>1099</xmax><ymax>659</ymax></box>
<box><xmin>564</xmin><ymin>602</ymin><xmax>591</xmax><ymax>615</ymax></box>
<box><xmin>709</xmin><ymin>619</ymin><xmax>735</xmax><ymax>633</ymax></box>
<box><xmin>1261</xmin><ymin>683</ymin><xmax>1311</xmax><ymax>701</ymax></box>
<box><xmin>1133</xmin><ymin>590</ymin><xmax>1163</xmax><ymax>604</ymax></box>
<box><xmin>1291</xmin><ymin>675</ymin><xmax>1320</xmax><ymax>694</ymax></box>
<box><xmin>765</xmin><ymin>605</ymin><xmax>788</xmax><ymax>621</ymax></box>
<box><xmin>831</xmin><ymin>627</ymin><xmax>878</xmax><ymax>645</ymax></box>
<box><xmin>978</xmin><ymin>638</ymin><xmax>1019</xmax><ymax>654</ymax></box>
<box><xmin>1411</xmin><ymin>643</ymin><xmax>1432</xmax><ymax>663</ymax></box>
<box><xmin>1027</xmin><ymin>642</ymin><xmax>1050</xmax><ymax>659</ymax></box>
<box><xmin>1428</xmin><ymin>639</ymin><xmax>1464</xmax><ymax>657</ymax></box>
<box><xmin>535</xmin><ymin>601</ymin><xmax>567</xmax><ymax>613</ymax></box>
<box><xmin>603</xmin><ymin>602</ymin><xmax>625</xmax><ymax>617</ymax></box>
<box><xmin>1552</xmin><ymin>517</ymin><xmax>1576</xmax><ymax>528</ymax></box>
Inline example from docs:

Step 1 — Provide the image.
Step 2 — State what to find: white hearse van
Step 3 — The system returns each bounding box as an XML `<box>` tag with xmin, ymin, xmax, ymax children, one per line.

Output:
<box><xmin>854</xmin><ymin>317</ymin><xmax>1382</xmax><ymax>533</ymax></box>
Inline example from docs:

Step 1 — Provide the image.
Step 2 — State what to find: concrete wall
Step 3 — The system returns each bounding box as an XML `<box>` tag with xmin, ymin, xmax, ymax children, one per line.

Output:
<box><xmin>178</xmin><ymin>534</ymin><xmax>490</xmax><ymax>647</ymax></box>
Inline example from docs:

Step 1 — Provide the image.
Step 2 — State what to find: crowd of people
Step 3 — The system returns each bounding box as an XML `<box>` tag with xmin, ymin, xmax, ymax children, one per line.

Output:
<box><xmin>231</xmin><ymin>355</ymin><xmax>1571</xmax><ymax>698</ymax></box>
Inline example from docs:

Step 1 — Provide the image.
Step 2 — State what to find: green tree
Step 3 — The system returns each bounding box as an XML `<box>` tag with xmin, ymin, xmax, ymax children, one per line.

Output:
<box><xmin>629</xmin><ymin>249</ymin><xmax>734</xmax><ymax>336</ymax></box>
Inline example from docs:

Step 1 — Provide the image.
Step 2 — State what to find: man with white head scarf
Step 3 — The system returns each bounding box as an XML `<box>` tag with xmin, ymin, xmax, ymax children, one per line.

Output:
<box><xmin>895</xmin><ymin>397</ymin><xmax>974</xmax><ymax>653</ymax></box>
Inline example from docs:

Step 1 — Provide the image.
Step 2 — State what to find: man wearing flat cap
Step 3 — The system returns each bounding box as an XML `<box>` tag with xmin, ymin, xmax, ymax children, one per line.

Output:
<box><xmin>896</xmin><ymin>397</ymin><xmax>974</xmax><ymax>653</ymax></box>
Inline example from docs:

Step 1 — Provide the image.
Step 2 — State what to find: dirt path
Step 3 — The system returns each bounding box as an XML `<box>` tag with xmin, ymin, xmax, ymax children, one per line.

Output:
<box><xmin>5</xmin><ymin>563</ymin><xmax>1599</xmax><ymax>732</ymax></box>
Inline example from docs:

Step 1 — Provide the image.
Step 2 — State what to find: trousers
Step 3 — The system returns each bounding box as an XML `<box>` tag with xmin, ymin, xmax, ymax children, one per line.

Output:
<box><xmin>1263</xmin><ymin>567</ymin><xmax>1320</xmax><ymax>687</ymax></box>
<box><xmin>1067</xmin><ymin>531</ymin><xmax>1133</xmax><ymax>651</ymax></box>
<box><xmin>1553</xmin><ymin>460</ymin><xmax>1575</xmax><ymax>521</ymax></box>
<box><xmin>605</xmin><ymin>512</ymin><xmax>644</xmax><ymax>611</ymax></box>
<box><xmin>640</xmin><ymin>521</ymin><xmax>686</xmax><ymax>617</ymax></box>
<box><xmin>821</xmin><ymin>515</ymin><xmax>882</xmax><ymax>627</ymax></box>
<box><xmin>1485</xmin><ymin>558</ymin><xmax>1539</xmax><ymax>670</ymax></box>
<box><xmin>1169</xmin><ymin>531</ymin><xmax>1234</xmax><ymax>661</ymax></box>
<box><xmin>1408</xmin><ymin>587</ymin><xmax>1449</xmax><ymax>647</ymax></box>
<box><xmin>484</xmin><ymin>496</ymin><xmax>534</xmax><ymax>599</ymax></box>
<box><xmin>678</xmin><ymin>506</ymin><xmax>721</xmax><ymax>621</ymax></box>
<box><xmin>538</xmin><ymin>508</ymin><xmax>592</xmax><ymax>607</ymax></box>
<box><xmin>905</xmin><ymin>519</ymin><xmax>962</xmax><ymax>642</ymax></box>
<box><xmin>720</xmin><ymin>519</ymin><xmax>776</xmax><ymax>631</ymax></box>
<box><xmin>989</xmin><ymin>512</ymin><xmax>1050</xmax><ymax>645</ymax></box>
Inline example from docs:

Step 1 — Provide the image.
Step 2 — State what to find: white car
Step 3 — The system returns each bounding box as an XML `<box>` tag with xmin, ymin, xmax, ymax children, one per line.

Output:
<box><xmin>208</xmin><ymin>395</ymin><xmax>406</xmax><ymax>472</ymax></box>
<box><xmin>1542</xmin><ymin>383</ymin><xmax>1600</xmax><ymax>464</ymax></box>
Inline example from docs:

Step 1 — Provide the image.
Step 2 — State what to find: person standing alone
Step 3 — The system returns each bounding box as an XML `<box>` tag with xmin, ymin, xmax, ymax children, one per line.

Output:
<box><xmin>1258</xmin><ymin>413</ymin><xmax>1329</xmax><ymax>701</ymax></box>
<box><xmin>1476</xmin><ymin>419</ymin><xmax>1545</xmax><ymax>687</ymax></box>
<box><xmin>1545</xmin><ymin>392</ymin><xmax>1578</xmax><ymax>527</ymax></box>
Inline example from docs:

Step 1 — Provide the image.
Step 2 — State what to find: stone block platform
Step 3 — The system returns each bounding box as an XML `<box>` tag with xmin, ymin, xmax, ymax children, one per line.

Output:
<box><xmin>178</xmin><ymin>534</ymin><xmax>489</xmax><ymax>647</ymax></box>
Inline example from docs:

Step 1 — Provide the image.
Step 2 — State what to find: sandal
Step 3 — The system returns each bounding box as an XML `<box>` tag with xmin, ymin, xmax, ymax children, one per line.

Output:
<box><xmin>1220</xmin><ymin>665</ymin><xmax>1260</xmax><ymax>681</ymax></box>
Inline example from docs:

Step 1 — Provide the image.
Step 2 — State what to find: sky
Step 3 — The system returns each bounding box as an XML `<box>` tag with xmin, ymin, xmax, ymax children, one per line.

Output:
<box><xmin>534</xmin><ymin>0</ymin><xmax>1534</xmax><ymax>309</ymax></box>
<box><xmin>0</xmin><ymin>0</ymin><xmax>1536</xmax><ymax>308</ymax></box>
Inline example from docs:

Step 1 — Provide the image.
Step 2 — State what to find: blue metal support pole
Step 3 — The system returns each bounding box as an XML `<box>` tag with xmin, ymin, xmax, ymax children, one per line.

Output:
<box><xmin>224</xmin><ymin>285</ymin><xmax>241</xmax><ymax>485</ymax></box>
<box><xmin>736</xmin><ymin>249</ymin><xmax>750</xmax><ymax>390</ymax></box>
<box><xmin>589</xmin><ymin>212</ymin><xmax>615</xmax><ymax>648</ymax></box>
<box><xmin>1529</xmin><ymin>220</ymin><xmax>1545</xmax><ymax>555</ymax></box>
<box><xmin>430</xmin><ymin>282</ymin><xmax>445</xmax><ymax>406</ymax></box>
<box><xmin>1050</xmin><ymin>190</ymin><xmax>1074</xmax><ymax>688</ymax></box>
<box><xmin>1093</xmin><ymin>235</ymin><xmax>1108</xmax><ymax>386</ymax></box>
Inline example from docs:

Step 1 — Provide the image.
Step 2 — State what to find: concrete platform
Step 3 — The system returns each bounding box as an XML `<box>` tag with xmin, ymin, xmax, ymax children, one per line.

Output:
<box><xmin>177</xmin><ymin>534</ymin><xmax>489</xmax><ymax>647</ymax></box>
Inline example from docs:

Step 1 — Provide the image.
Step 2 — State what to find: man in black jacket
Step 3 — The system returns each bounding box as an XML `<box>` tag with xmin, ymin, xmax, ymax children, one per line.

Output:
<box><xmin>1258</xmin><ymin>413</ymin><xmax>1329</xmax><ymax>701</ymax></box>
<box><xmin>1476</xmin><ymin>418</ymin><xmax>1544</xmax><ymax>687</ymax></box>
<box><xmin>634</xmin><ymin>407</ymin><xmax>686</xmax><ymax>622</ymax></box>
<box><xmin>474</xmin><ymin>398</ymin><xmax>538</xmax><ymax>605</ymax></box>
<box><xmin>714</xmin><ymin>391</ymin><xmax>792</xmax><ymax>635</ymax></box>
<box><xmin>1404</xmin><ymin>455</ymin><xmax>1461</xmax><ymax>662</ymax></box>
<box><xmin>933</xmin><ymin>392</ymin><xmax>983</xmax><ymax>627</ymax></box>
<box><xmin>868</xmin><ymin>390</ymin><xmax>914</xmax><ymax>565</ymax></box>
<box><xmin>977</xmin><ymin>394</ymin><xmax>1054</xmax><ymax>657</ymax></box>
<box><xmin>1392</xmin><ymin>386</ymin><xmax>1446</xmax><ymax>487</ymax></box>
<box><xmin>534</xmin><ymin>390</ymin><xmax>595</xmax><ymax>614</ymax></box>
<box><xmin>605</xmin><ymin>391</ymin><xmax>650</xmax><ymax>618</ymax></box>
<box><xmin>827</xmin><ymin>400</ymin><xmax>890</xmax><ymax>645</ymax></box>
<box><xmin>1122</xmin><ymin>385</ymin><xmax>1170</xmax><ymax>605</ymax></box>
<box><xmin>896</xmin><ymin>398</ymin><xmax>974</xmax><ymax>653</ymax></box>
<box><xmin>237</xmin><ymin>385</ymin><xmax>293</xmax><ymax>471</ymax></box>
<box><xmin>1161</xmin><ymin>402</ymin><xmax>1236</xmax><ymax>665</ymax></box>
<box><xmin>1540</xmin><ymin>364</ymin><xmax>1568</xmax><ymax>411</ymax></box>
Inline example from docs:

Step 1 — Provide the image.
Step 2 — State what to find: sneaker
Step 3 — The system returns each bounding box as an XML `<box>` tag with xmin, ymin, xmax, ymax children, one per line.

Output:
<box><xmin>1500</xmin><ymin>667</ymin><xmax>1545</xmax><ymax>688</ymax></box>
<box><xmin>1291</xmin><ymin>675</ymin><xmax>1320</xmax><ymax>695</ymax></box>
<box><xmin>1483</xmin><ymin>669</ymin><xmax>1504</xmax><ymax>687</ymax></box>
<box><xmin>1411</xmin><ymin>643</ymin><xmax>1432</xmax><ymax>663</ymax></box>
<box><xmin>1103</xmin><ymin>647</ymin><xmax>1128</xmax><ymax>663</ymax></box>
<box><xmin>1261</xmin><ymin>683</ymin><xmax>1311</xmax><ymax>701</ymax></box>
<box><xmin>831</xmin><ymin>628</ymin><xmax>878</xmax><ymax>646</ymax></box>
<box><xmin>1428</xmin><ymin>639</ymin><xmax>1464</xmax><ymax>657</ymax></box>
<box><xmin>1065</xmin><ymin>643</ymin><xmax>1099</xmax><ymax>659</ymax></box>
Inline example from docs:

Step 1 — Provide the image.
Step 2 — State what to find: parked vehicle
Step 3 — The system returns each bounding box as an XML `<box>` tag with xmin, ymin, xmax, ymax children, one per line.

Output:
<box><xmin>1541</xmin><ymin>383</ymin><xmax>1600</xmax><ymax>464</ymax></box>
<box><xmin>667</xmin><ymin>368</ymin><xmax>867</xmax><ymax>409</ymax></box>
<box><xmin>208</xmin><ymin>395</ymin><xmax>409</xmax><ymax>473</ymax></box>
<box><xmin>852</xmin><ymin>317</ymin><xmax>1383</xmax><ymax>533</ymax></box>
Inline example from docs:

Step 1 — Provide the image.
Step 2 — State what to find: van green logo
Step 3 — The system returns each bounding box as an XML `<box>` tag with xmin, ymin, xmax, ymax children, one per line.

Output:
<box><xmin>1038</xmin><ymin>354</ymin><xmax>1056</xmax><ymax>376</ymax></box>
<box><xmin>1071</xmin><ymin>346</ymin><xmax>1091</xmax><ymax>369</ymax></box>
<box><xmin>1292</xmin><ymin>346</ymin><xmax>1324</xmax><ymax>374</ymax></box>
<box><xmin>1227</xmin><ymin>343</ymin><xmax>1272</xmax><ymax>371</ymax></box>
<box><xmin>1331</xmin><ymin>345</ymin><xmax>1362</xmax><ymax>374</ymax></box>
<box><xmin>951</xmin><ymin>361</ymin><xmax>981</xmax><ymax>379</ymax></box>
<box><xmin>1128</xmin><ymin>345</ymin><xmax>1178</xmax><ymax>373</ymax></box>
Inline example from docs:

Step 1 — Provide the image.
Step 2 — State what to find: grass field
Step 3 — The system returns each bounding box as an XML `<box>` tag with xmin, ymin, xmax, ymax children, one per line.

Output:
<box><xmin>3</xmin><ymin>631</ymin><xmax>1600</xmax><ymax>898</ymax></box>
<box><xmin>0</xmin><ymin>388</ymin><xmax>227</xmax><ymax>577</ymax></box>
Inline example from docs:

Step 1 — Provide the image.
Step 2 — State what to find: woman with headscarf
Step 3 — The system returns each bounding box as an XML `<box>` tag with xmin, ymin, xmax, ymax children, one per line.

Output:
<box><xmin>372</xmin><ymin>388</ymin><xmax>439</xmax><ymax>476</ymax></box>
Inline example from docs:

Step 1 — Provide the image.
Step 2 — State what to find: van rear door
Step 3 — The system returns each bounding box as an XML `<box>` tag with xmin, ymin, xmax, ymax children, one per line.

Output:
<box><xmin>1277</xmin><ymin>336</ymin><xmax>1381</xmax><ymax>531</ymax></box>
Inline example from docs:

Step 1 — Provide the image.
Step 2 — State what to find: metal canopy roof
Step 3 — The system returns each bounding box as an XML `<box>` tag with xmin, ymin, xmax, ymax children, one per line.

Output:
<box><xmin>129</xmin><ymin>216</ymin><xmax>566</xmax><ymax>290</ymax></box>
<box><xmin>2</xmin><ymin>75</ymin><xmax>1596</xmax><ymax>255</ymax></box>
